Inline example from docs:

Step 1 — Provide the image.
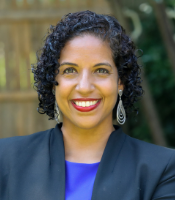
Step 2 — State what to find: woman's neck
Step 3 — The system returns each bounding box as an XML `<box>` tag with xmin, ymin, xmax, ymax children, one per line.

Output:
<box><xmin>61</xmin><ymin>119</ymin><xmax>115</xmax><ymax>164</ymax></box>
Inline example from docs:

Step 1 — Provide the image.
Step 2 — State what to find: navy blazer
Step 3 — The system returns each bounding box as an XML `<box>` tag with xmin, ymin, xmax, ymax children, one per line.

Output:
<box><xmin>0</xmin><ymin>123</ymin><xmax>175</xmax><ymax>200</ymax></box>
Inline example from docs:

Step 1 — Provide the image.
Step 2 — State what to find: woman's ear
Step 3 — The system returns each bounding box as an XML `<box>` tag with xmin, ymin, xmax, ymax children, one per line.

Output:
<box><xmin>118</xmin><ymin>79</ymin><xmax>124</xmax><ymax>91</ymax></box>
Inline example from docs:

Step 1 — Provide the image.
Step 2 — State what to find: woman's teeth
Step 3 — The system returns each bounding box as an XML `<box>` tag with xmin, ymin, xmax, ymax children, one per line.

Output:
<box><xmin>73</xmin><ymin>100</ymin><xmax>99</xmax><ymax>107</ymax></box>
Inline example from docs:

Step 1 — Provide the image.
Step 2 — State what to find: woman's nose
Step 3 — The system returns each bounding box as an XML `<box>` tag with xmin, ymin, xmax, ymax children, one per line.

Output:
<box><xmin>75</xmin><ymin>70</ymin><xmax>95</xmax><ymax>94</ymax></box>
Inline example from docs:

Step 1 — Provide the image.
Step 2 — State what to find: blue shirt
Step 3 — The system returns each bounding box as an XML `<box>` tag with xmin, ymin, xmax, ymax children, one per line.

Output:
<box><xmin>65</xmin><ymin>160</ymin><xmax>100</xmax><ymax>200</ymax></box>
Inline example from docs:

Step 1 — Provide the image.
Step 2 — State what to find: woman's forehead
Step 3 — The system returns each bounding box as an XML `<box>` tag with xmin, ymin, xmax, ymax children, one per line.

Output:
<box><xmin>59</xmin><ymin>35</ymin><xmax>113</xmax><ymax>62</ymax></box>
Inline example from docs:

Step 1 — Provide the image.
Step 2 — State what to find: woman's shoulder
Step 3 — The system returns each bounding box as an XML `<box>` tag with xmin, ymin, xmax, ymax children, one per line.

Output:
<box><xmin>125</xmin><ymin>133</ymin><xmax>175</xmax><ymax>155</ymax></box>
<box><xmin>0</xmin><ymin>127</ymin><xmax>54</xmax><ymax>159</ymax></box>
<box><xmin>0</xmin><ymin>127</ymin><xmax>56</xmax><ymax>185</ymax></box>
<box><xmin>121</xmin><ymin>134</ymin><xmax>175</xmax><ymax>198</ymax></box>
<box><xmin>124</xmin><ymin>133</ymin><xmax>175</xmax><ymax>170</ymax></box>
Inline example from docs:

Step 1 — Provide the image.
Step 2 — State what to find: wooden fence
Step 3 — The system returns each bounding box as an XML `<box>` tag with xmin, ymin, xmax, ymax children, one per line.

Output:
<box><xmin>0</xmin><ymin>0</ymin><xmax>111</xmax><ymax>138</ymax></box>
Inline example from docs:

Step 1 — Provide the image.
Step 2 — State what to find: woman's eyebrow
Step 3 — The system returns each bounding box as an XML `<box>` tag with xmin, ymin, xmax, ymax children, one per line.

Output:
<box><xmin>60</xmin><ymin>62</ymin><xmax>78</xmax><ymax>67</ymax></box>
<box><xmin>59</xmin><ymin>62</ymin><xmax>112</xmax><ymax>68</ymax></box>
<box><xmin>93</xmin><ymin>63</ymin><xmax>112</xmax><ymax>68</ymax></box>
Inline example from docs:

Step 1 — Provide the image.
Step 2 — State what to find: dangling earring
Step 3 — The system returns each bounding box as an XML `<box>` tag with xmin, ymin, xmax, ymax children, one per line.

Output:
<box><xmin>116</xmin><ymin>90</ymin><xmax>126</xmax><ymax>125</ymax></box>
<box><xmin>52</xmin><ymin>89</ymin><xmax>55</xmax><ymax>95</ymax></box>
<box><xmin>52</xmin><ymin>89</ymin><xmax>63</xmax><ymax>124</ymax></box>
<box><xmin>54</xmin><ymin>100</ymin><xmax>63</xmax><ymax>124</ymax></box>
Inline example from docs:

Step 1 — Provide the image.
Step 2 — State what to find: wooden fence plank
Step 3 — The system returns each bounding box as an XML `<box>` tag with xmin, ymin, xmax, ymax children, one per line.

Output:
<box><xmin>0</xmin><ymin>26</ymin><xmax>6</xmax><ymax>90</ymax></box>
<box><xmin>0</xmin><ymin>7</ymin><xmax>109</xmax><ymax>23</ymax></box>
<box><xmin>4</xmin><ymin>25</ymin><xmax>12</xmax><ymax>90</ymax></box>
<box><xmin>12</xmin><ymin>0</ymin><xmax>17</xmax><ymax>9</ymax></box>
<box><xmin>23</xmin><ymin>0</ymin><xmax>29</xmax><ymax>9</ymax></box>
<box><xmin>23</xmin><ymin>22</ymin><xmax>32</xmax><ymax>89</ymax></box>
<box><xmin>0</xmin><ymin>0</ymin><xmax>7</xmax><ymax>10</ymax></box>
<box><xmin>0</xmin><ymin>91</ymin><xmax>37</xmax><ymax>102</ymax></box>
<box><xmin>87</xmin><ymin>0</ymin><xmax>93</xmax><ymax>7</ymax></box>
<box><xmin>0</xmin><ymin>100</ymin><xmax>57</xmax><ymax>138</ymax></box>
<box><xmin>12</xmin><ymin>23</ymin><xmax>20</xmax><ymax>90</ymax></box>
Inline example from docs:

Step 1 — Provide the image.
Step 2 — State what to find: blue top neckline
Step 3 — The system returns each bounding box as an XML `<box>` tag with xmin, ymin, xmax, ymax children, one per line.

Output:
<box><xmin>65</xmin><ymin>160</ymin><xmax>100</xmax><ymax>165</ymax></box>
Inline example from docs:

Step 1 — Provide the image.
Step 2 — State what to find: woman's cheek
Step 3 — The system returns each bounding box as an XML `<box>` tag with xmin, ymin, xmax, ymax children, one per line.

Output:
<box><xmin>56</xmin><ymin>79</ymin><xmax>76</xmax><ymax>100</ymax></box>
<box><xmin>101</xmin><ymin>79</ymin><xmax>118</xmax><ymax>97</ymax></box>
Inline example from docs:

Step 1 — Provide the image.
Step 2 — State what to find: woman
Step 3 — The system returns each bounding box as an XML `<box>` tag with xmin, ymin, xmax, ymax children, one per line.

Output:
<box><xmin>0</xmin><ymin>10</ymin><xmax>175</xmax><ymax>200</ymax></box>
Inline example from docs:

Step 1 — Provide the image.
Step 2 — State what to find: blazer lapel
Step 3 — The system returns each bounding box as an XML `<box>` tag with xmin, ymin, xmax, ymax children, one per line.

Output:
<box><xmin>49</xmin><ymin>123</ymin><xmax>126</xmax><ymax>200</ymax></box>
<box><xmin>48</xmin><ymin>123</ymin><xmax>65</xmax><ymax>200</ymax></box>
<box><xmin>91</xmin><ymin>125</ymin><xmax>126</xmax><ymax>200</ymax></box>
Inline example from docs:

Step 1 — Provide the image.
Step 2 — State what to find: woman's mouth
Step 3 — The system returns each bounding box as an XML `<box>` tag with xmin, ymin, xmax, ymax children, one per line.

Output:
<box><xmin>71</xmin><ymin>99</ymin><xmax>101</xmax><ymax>112</ymax></box>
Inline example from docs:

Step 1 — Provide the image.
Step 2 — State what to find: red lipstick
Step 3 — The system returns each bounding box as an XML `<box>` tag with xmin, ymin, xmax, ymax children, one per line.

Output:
<box><xmin>71</xmin><ymin>99</ymin><xmax>101</xmax><ymax>112</ymax></box>
<box><xmin>71</xmin><ymin>98</ymin><xmax>101</xmax><ymax>101</ymax></box>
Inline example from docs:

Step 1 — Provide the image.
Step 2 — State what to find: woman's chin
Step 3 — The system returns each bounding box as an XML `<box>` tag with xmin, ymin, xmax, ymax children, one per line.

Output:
<box><xmin>65</xmin><ymin>117</ymin><xmax>103</xmax><ymax>130</ymax></box>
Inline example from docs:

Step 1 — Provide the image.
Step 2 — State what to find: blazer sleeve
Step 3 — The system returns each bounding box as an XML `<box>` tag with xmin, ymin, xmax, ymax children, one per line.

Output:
<box><xmin>151</xmin><ymin>151</ymin><xmax>175</xmax><ymax>200</ymax></box>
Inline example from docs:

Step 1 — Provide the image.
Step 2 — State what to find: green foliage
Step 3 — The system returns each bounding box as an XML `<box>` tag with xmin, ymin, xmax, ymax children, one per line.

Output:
<box><xmin>166</xmin><ymin>0</ymin><xmax>175</xmax><ymax>7</ymax></box>
<box><xmin>126</xmin><ymin>101</ymin><xmax>153</xmax><ymax>144</ymax></box>
<box><xmin>126</xmin><ymin>6</ymin><xmax>175</xmax><ymax>148</ymax></box>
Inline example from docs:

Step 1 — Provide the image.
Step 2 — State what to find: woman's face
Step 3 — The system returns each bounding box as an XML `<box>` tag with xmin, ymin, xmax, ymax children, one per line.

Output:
<box><xmin>55</xmin><ymin>34</ymin><xmax>123</xmax><ymax>129</ymax></box>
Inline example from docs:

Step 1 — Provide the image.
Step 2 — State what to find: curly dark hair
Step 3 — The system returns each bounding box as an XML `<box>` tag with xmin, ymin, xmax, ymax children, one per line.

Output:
<box><xmin>32</xmin><ymin>10</ymin><xmax>143</xmax><ymax>121</ymax></box>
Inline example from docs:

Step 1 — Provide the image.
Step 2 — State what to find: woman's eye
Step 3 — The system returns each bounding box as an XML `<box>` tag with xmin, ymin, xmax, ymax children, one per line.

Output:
<box><xmin>96</xmin><ymin>68</ymin><xmax>109</xmax><ymax>74</ymax></box>
<box><xmin>63</xmin><ymin>68</ymin><xmax>76</xmax><ymax>74</ymax></box>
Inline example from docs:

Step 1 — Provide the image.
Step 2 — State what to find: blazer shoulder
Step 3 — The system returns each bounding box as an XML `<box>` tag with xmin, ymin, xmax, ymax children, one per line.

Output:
<box><xmin>0</xmin><ymin>128</ymin><xmax>54</xmax><ymax>164</ymax></box>
<box><xmin>125</xmin><ymin>134</ymin><xmax>175</xmax><ymax>155</ymax></box>
<box><xmin>0</xmin><ymin>127</ymin><xmax>53</xmax><ymax>147</ymax></box>
<box><xmin>124</xmin><ymin>133</ymin><xmax>175</xmax><ymax>170</ymax></box>
<box><xmin>123</xmin><ymin>134</ymin><xmax>175</xmax><ymax>185</ymax></box>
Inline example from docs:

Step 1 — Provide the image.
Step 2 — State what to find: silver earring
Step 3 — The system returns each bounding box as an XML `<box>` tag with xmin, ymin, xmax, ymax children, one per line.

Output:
<box><xmin>54</xmin><ymin>100</ymin><xmax>63</xmax><ymax>124</ymax></box>
<box><xmin>52</xmin><ymin>89</ymin><xmax>55</xmax><ymax>95</ymax></box>
<box><xmin>116</xmin><ymin>90</ymin><xmax>126</xmax><ymax>125</ymax></box>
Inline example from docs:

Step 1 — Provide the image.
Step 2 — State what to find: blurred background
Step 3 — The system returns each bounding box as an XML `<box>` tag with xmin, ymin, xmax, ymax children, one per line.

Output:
<box><xmin>0</xmin><ymin>0</ymin><xmax>175</xmax><ymax>148</ymax></box>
